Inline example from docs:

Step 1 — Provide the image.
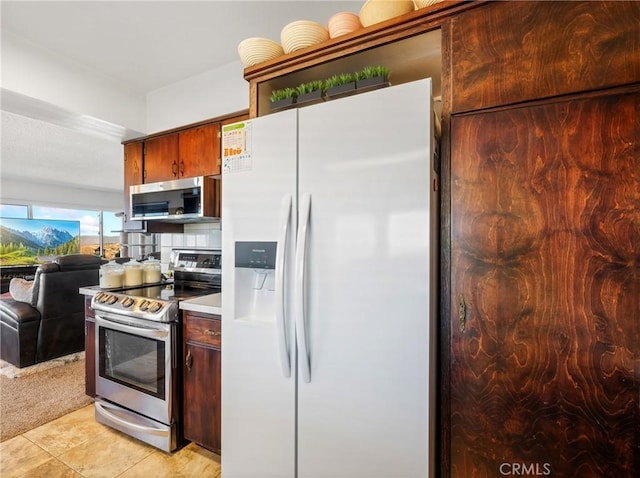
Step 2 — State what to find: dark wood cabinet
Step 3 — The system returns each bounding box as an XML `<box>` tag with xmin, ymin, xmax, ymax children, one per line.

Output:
<box><xmin>84</xmin><ymin>296</ymin><xmax>96</xmax><ymax>398</ymax></box>
<box><xmin>130</xmin><ymin>111</ymin><xmax>249</xmax><ymax>187</ymax></box>
<box><xmin>444</xmin><ymin>2</ymin><xmax>640</xmax><ymax>476</ymax></box>
<box><xmin>450</xmin><ymin>0</ymin><xmax>640</xmax><ymax>113</ymax></box>
<box><xmin>182</xmin><ymin>311</ymin><xmax>222</xmax><ymax>453</ymax></box>
<box><xmin>448</xmin><ymin>89</ymin><xmax>639</xmax><ymax>477</ymax></box>
<box><xmin>143</xmin><ymin>133</ymin><xmax>179</xmax><ymax>183</ymax></box>
<box><xmin>123</xmin><ymin>141</ymin><xmax>143</xmax><ymax>222</ymax></box>
<box><xmin>178</xmin><ymin>123</ymin><xmax>221</xmax><ymax>178</ymax></box>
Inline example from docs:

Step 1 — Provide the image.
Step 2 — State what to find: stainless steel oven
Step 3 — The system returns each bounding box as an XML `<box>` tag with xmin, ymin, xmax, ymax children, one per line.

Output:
<box><xmin>93</xmin><ymin>294</ymin><xmax>180</xmax><ymax>452</ymax></box>
<box><xmin>91</xmin><ymin>248</ymin><xmax>221</xmax><ymax>453</ymax></box>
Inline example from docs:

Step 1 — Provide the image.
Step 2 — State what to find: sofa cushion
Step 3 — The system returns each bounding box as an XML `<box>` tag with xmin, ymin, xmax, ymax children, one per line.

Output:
<box><xmin>56</xmin><ymin>254</ymin><xmax>104</xmax><ymax>271</ymax></box>
<box><xmin>8</xmin><ymin>262</ymin><xmax>55</xmax><ymax>307</ymax></box>
<box><xmin>9</xmin><ymin>278</ymin><xmax>36</xmax><ymax>306</ymax></box>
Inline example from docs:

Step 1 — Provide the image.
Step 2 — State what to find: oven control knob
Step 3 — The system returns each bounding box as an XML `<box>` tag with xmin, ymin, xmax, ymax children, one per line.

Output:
<box><xmin>149</xmin><ymin>302</ymin><xmax>163</xmax><ymax>313</ymax></box>
<box><xmin>106</xmin><ymin>295</ymin><xmax>118</xmax><ymax>305</ymax></box>
<box><xmin>139</xmin><ymin>299</ymin><xmax>150</xmax><ymax>311</ymax></box>
<box><xmin>122</xmin><ymin>298</ymin><xmax>135</xmax><ymax>308</ymax></box>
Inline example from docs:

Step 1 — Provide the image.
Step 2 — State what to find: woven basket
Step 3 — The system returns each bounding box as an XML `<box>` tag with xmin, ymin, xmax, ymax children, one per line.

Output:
<box><xmin>281</xmin><ymin>20</ymin><xmax>329</xmax><ymax>54</ymax></box>
<box><xmin>328</xmin><ymin>12</ymin><xmax>363</xmax><ymax>38</ymax></box>
<box><xmin>359</xmin><ymin>0</ymin><xmax>415</xmax><ymax>27</ymax></box>
<box><xmin>414</xmin><ymin>0</ymin><xmax>445</xmax><ymax>9</ymax></box>
<box><xmin>238</xmin><ymin>37</ymin><xmax>284</xmax><ymax>67</ymax></box>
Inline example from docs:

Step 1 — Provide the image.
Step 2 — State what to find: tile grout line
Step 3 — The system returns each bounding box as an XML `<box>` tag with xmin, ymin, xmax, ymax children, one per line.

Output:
<box><xmin>20</xmin><ymin>432</ymin><xmax>85</xmax><ymax>477</ymax></box>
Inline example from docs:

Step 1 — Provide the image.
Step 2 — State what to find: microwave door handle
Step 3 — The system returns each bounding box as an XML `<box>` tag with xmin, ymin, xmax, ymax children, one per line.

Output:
<box><xmin>95</xmin><ymin>314</ymin><xmax>169</xmax><ymax>340</ymax></box>
<box><xmin>275</xmin><ymin>194</ymin><xmax>292</xmax><ymax>378</ymax></box>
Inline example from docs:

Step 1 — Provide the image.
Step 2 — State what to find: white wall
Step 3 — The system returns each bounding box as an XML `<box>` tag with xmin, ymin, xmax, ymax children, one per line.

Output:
<box><xmin>1</xmin><ymin>32</ymin><xmax>248</xmax><ymax>214</ymax></box>
<box><xmin>0</xmin><ymin>177</ymin><xmax>123</xmax><ymax>211</ymax></box>
<box><xmin>1</xmin><ymin>31</ymin><xmax>147</xmax><ymax>133</ymax></box>
<box><xmin>146</xmin><ymin>60</ymin><xmax>249</xmax><ymax>133</ymax></box>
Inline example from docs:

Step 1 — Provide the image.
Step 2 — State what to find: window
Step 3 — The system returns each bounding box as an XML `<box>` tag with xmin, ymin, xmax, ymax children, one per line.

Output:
<box><xmin>0</xmin><ymin>204</ymin><xmax>28</xmax><ymax>218</ymax></box>
<box><xmin>0</xmin><ymin>203</ymin><xmax>122</xmax><ymax>264</ymax></box>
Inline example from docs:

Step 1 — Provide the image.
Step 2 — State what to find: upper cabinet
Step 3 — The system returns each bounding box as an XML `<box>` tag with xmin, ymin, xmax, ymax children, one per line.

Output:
<box><xmin>123</xmin><ymin>141</ymin><xmax>143</xmax><ymax>221</ymax></box>
<box><xmin>178</xmin><ymin>123</ymin><xmax>221</xmax><ymax>178</ymax></box>
<box><xmin>143</xmin><ymin>125</ymin><xmax>221</xmax><ymax>183</ymax></box>
<box><xmin>143</xmin><ymin>134</ymin><xmax>179</xmax><ymax>183</ymax></box>
<box><xmin>450</xmin><ymin>0</ymin><xmax>640</xmax><ymax>113</ymax></box>
<box><xmin>124</xmin><ymin>110</ymin><xmax>249</xmax><ymax>187</ymax></box>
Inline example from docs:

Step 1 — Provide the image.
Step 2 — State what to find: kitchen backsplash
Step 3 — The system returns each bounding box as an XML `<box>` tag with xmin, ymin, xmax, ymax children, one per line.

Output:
<box><xmin>160</xmin><ymin>222</ymin><xmax>222</xmax><ymax>271</ymax></box>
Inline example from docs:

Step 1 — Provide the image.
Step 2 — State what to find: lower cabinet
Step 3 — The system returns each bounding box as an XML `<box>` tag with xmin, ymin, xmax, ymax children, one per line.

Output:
<box><xmin>182</xmin><ymin>311</ymin><xmax>222</xmax><ymax>453</ymax></box>
<box><xmin>84</xmin><ymin>296</ymin><xmax>96</xmax><ymax>398</ymax></box>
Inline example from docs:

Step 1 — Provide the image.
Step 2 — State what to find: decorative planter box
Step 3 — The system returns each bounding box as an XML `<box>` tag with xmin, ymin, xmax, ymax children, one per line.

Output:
<box><xmin>296</xmin><ymin>90</ymin><xmax>324</xmax><ymax>106</ymax></box>
<box><xmin>356</xmin><ymin>76</ymin><xmax>389</xmax><ymax>91</ymax></box>
<box><xmin>270</xmin><ymin>97</ymin><xmax>296</xmax><ymax>112</ymax></box>
<box><xmin>326</xmin><ymin>82</ymin><xmax>357</xmax><ymax>98</ymax></box>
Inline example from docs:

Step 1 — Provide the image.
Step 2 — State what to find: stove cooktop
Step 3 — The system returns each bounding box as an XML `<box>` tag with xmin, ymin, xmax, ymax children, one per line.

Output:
<box><xmin>116</xmin><ymin>282</ymin><xmax>220</xmax><ymax>302</ymax></box>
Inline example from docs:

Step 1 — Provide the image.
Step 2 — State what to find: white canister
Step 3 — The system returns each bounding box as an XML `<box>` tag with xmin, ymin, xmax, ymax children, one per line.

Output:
<box><xmin>123</xmin><ymin>259</ymin><xmax>143</xmax><ymax>287</ymax></box>
<box><xmin>99</xmin><ymin>261</ymin><xmax>124</xmax><ymax>289</ymax></box>
<box><xmin>142</xmin><ymin>259</ymin><xmax>162</xmax><ymax>284</ymax></box>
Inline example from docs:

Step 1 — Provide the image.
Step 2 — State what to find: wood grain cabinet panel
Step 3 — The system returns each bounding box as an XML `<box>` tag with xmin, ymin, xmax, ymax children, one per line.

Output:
<box><xmin>123</xmin><ymin>142</ymin><xmax>143</xmax><ymax>220</ymax></box>
<box><xmin>182</xmin><ymin>311</ymin><xmax>222</xmax><ymax>453</ymax></box>
<box><xmin>84</xmin><ymin>297</ymin><xmax>95</xmax><ymax>398</ymax></box>
<box><xmin>144</xmin><ymin>134</ymin><xmax>179</xmax><ymax>183</ymax></box>
<box><xmin>178</xmin><ymin>123</ymin><xmax>221</xmax><ymax>178</ymax></box>
<box><xmin>184</xmin><ymin>313</ymin><xmax>221</xmax><ymax>348</ymax></box>
<box><xmin>450</xmin><ymin>0</ymin><xmax>640</xmax><ymax>112</ymax></box>
<box><xmin>449</xmin><ymin>89</ymin><xmax>639</xmax><ymax>477</ymax></box>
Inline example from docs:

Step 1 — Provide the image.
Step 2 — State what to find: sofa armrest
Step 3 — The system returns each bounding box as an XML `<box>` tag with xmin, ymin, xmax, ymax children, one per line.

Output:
<box><xmin>0</xmin><ymin>297</ymin><xmax>41</xmax><ymax>328</ymax></box>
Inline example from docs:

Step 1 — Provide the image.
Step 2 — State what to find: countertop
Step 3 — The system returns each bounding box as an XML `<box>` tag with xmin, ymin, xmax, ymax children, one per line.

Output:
<box><xmin>79</xmin><ymin>285</ymin><xmax>101</xmax><ymax>296</ymax></box>
<box><xmin>79</xmin><ymin>286</ymin><xmax>222</xmax><ymax>316</ymax></box>
<box><xmin>179</xmin><ymin>293</ymin><xmax>222</xmax><ymax>316</ymax></box>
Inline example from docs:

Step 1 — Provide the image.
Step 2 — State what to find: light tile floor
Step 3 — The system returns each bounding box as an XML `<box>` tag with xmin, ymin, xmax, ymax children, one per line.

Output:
<box><xmin>0</xmin><ymin>404</ymin><xmax>221</xmax><ymax>477</ymax></box>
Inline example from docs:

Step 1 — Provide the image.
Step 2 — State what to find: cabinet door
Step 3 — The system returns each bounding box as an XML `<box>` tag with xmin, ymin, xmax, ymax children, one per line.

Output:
<box><xmin>123</xmin><ymin>142</ymin><xmax>143</xmax><ymax>220</ymax></box>
<box><xmin>178</xmin><ymin>123</ymin><xmax>221</xmax><ymax>177</ymax></box>
<box><xmin>84</xmin><ymin>298</ymin><xmax>96</xmax><ymax>398</ymax></box>
<box><xmin>183</xmin><ymin>342</ymin><xmax>221</xmax><ymax>453</ymax></box>
<box><xmin>449</xmin><ymin>91</ymin><xmax>639</xmax><ymax>477</ymax></box>
<box><xmin>144</xmin><ymin>134</ymin><xmax>179</xmax><ymax>183</ymax></box>
<box><xmin>450</xmin><ymin>1</ymin><xmax>640</xmax><ymax>112</ymax></box>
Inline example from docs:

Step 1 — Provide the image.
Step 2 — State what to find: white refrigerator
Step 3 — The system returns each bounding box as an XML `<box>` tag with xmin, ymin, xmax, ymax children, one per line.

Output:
<box><xmin>221</xmin><ymin>78</ymin><xmax>437</xmax><ymax>478</ymax></box>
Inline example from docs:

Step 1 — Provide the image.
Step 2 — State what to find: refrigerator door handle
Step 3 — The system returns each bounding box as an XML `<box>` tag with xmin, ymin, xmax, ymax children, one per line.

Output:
<box><xmin>295</xmin><ymin>192</ymin><xmax>312</xmax><ymax>383</ymax></box>
<box><xmin>276</xmin><ymin>194</ymin><xmax>292</xmax><ymax>378</ymax></box>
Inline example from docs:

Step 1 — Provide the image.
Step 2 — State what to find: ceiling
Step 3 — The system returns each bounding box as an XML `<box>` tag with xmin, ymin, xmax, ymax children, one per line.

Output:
<box><xmin>1</xmin><ymin>0</ymin><xmax>362</xmax><ymax>94</ymax></box>
<box><xmin>0</xmin><ymin>0</ymin><xmax>362</xmax><ymax>203</ymax></box>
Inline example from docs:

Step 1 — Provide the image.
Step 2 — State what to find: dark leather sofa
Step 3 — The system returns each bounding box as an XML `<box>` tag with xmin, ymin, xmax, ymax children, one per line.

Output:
<box><xmin>0</xmin><ymin>254</ymin><xmax>103</xmax><ymax>368</ymax></box>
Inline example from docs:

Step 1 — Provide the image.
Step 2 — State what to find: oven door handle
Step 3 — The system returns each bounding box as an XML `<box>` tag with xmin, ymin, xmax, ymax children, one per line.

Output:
<box><xmin>95</xmin><ymin>401</ymin><xmax>169</xmax><ymax>436</ymax></box>
<box><xmin>95</xmin><ymin>314</ymin><xmax>170</xmax><ymax>340</ymax></box>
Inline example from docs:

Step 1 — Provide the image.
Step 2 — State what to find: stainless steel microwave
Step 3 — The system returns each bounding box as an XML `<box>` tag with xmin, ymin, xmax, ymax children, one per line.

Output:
<box><xmin>130</xmin><ymin>176</ymin><xmax>219</xmax><ymax>222</ymax></box>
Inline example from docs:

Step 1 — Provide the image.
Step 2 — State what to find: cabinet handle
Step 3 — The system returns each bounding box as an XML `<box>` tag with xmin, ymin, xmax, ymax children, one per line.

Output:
<box><xmin>185</xmin><ymin>349</ymin><xmax>193</xmax><ymax>371</ymax></box>
<box><xmin>458</xmin><ymin>294</ymin><xmax>467</xmax><ymax>332</ymax></box>
<box><xmin>179</xmin><ymin>160</ymin><xmax>185</xmax><ymax>176</ymax></box>
<box><xmin>205</xmin><ymin>329</ymin><xmax>221</xmax><ymax>337</ymax></box>
<box><xmin>172</xmin><ymin>161</ymin><xmax>178</xmax><ymax>177</ymax></box>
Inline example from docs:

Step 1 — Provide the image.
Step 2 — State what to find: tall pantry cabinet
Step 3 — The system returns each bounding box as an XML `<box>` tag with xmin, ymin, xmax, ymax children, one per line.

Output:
<box><xmin>238</xmin><ymin>0</ymin><xmax>638</xmax><ymax>475</ymax></box>
<box><xmin>445</xmin><ymin>1</ymin><xmax>639</xmax><ymax>477</ymax></box>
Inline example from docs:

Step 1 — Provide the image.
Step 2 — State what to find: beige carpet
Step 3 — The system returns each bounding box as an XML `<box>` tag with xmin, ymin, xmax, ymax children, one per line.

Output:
<box><xmin>0</xmin><ymin>352</ymin><xmax>94</xmax><ymax>442</ymax></box>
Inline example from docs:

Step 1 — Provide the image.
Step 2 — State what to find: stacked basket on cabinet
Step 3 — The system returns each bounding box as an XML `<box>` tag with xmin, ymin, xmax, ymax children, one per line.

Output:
<box><xmin>236</xmin><ymin>0</ymin><xmax>444</xmax><ymax>67</ymax></box>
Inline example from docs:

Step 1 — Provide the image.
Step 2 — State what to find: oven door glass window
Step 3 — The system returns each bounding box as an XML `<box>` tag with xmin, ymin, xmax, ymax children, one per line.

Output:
<box><xmin>98</xmin><ymin>326</ymin><xmax>165</xmax><ymax>399</ymax></box>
